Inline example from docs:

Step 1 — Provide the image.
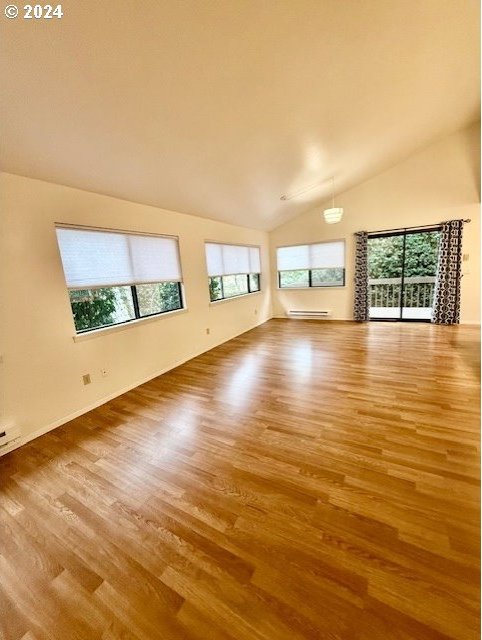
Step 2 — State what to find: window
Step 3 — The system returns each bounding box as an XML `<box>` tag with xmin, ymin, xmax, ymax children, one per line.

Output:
<box><xmin>56</xmin><ymin>226</ymin><xmax>184</xmax><ymax>333</ymax></box>
<box><xmin>205</xmin><ymin>242</ymin><xmax>261</xmax><ymax>301</ymax></box>
<box><xmin>277</xmin><ymin>240</ymin><xmax>345</xmax><ymax>288</ymax></box>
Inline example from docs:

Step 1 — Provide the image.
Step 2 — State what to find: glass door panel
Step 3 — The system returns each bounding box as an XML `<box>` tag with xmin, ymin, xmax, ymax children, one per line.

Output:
<box><xmin>401</xmin><ymin>231</ymin><xmax>440</xmax><ymax>320</ymax></box>
<box><xmin>368</xmin><ymin>229</ymin><xmax>440</xmax><ymax>322</ymax></box>
<box><xmin>368</xmin><ymin>235</ymin><xmax>403</xmax><ymax>319</ymax></box>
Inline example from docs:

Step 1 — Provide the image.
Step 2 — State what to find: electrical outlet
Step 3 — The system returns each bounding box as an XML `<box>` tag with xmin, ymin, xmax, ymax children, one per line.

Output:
<box><xmin>101</xmin><ymin>368</ymin><xmax>108</xmax><ymax>377</ymax></box>
<box><xmin>82</xmin><ymin>374</ymin><xmax>91</xmax><ymax>385</ymax></box>
<box><xmin>206</xmin><ymin>328</ymin><xmax>210</xmax><ymax>335</ymax></box>
<box><xmin>254</xmin><ymin>309</ymin><xmax>258</xmax><ymax>315</ymax></box>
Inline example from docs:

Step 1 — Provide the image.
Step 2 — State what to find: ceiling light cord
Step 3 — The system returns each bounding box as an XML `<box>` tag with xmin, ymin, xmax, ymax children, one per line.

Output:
<box><xmin>280</xmin><ymin>176</ymin><xmax>333</xmax><ymax>202</ymax></box>
<box><xmin>280</xmin><ymin>174</ymin><xmax>344</xmax><ymax>224</ymax></box>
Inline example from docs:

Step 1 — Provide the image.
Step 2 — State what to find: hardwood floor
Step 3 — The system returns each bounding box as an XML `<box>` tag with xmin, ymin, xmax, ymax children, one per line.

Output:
<box><xmin>0</xmin><ymin>319</ymin><xmax>480</xmax><ymax>640</ymax></box>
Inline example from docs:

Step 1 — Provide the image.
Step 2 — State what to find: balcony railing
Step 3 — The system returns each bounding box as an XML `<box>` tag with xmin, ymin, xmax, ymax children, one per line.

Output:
<box><xmin>369</xmin><ymin>276</ymin><xmax>436</xmax><ymax>308</ymax></box>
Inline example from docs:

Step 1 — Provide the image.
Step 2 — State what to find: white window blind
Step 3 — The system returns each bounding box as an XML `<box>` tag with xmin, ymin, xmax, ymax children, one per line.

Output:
<box><xmin>277</xmin><ymin>240</ymin><xmax>345</xmax><ymax>271</ymax></box>
<box><xmin>56</xmin><ymin>226</ymin><xmax>182</xmax><ymax>289</ymax></box>
<box><xmin>205</xmin><ymin>243</ymin><xmax>261</xmax><ymax>276</ymax></box>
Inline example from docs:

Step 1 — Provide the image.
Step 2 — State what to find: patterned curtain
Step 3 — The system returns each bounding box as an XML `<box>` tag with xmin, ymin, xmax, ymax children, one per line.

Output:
<box><xmin>432</xmin><ymin>220</ymin><xmax>465</xmax><ymax>325</ymax></box>
<box><xmin>353</xmin><ymin>231</ymin><xmax>369</xmax><ymax>321</ymax></box>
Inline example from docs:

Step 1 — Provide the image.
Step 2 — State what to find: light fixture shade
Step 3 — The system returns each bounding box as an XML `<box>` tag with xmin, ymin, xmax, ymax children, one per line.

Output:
<box><xmin>323</xmin><ymin>207</ymin><xmax>343</xmax><ymax>224</ymax></box>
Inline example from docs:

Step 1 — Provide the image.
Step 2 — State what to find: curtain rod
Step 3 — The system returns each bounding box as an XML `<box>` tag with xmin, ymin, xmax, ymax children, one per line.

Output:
<box><xmin>366</xmin><ymin>219</ymin><xmax>471</xmax><ymax>235</ymax></box>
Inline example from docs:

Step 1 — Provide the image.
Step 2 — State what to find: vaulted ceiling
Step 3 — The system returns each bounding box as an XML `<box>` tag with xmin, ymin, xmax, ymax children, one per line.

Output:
<box><xmin>1</xmin><ymin>0</ymin><xmax>479</xmax><ymax>230</ymax></box>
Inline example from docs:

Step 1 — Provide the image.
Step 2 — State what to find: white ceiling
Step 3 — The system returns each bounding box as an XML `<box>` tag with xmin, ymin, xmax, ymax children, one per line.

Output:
<box><xmin>1</xmin><ymin>0</ymin><xmax>479</xmax><ymax>230</ymax></box>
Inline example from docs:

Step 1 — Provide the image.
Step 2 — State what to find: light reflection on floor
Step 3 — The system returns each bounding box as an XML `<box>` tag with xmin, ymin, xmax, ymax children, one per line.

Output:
<box><xmin>223</xmin><ymin>352</ymin><xmax>265</xmax><ymax>409</ymax></box>
<box><xmin>161</xmin><ymin>396</ymin><xmax>202</xmax><ymax>441</ymax></box>
<box><xmin>287</xmin><ymin>340</ymin><xmax>315</xmax><ymax>382</ymax></box>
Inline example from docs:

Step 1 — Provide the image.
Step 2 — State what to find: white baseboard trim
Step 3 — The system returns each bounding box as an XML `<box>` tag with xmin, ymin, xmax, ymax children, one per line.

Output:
<box><xmin>274</xmin><ymin>314</ymin><xmax>480</xmax><ymax>325</ymax></box>
<box><xmin>0</xmin><ymin>317</ymin><xmax>272</xmax><ymax>458</ymax></box>
<box><xmin>273</xmin><ymin>314</ymin><xmax>349</xmax><ymax>321</ymax></box>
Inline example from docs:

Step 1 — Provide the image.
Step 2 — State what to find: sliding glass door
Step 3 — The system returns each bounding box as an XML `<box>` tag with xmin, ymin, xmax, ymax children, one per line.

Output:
<box><xmin>368</xmin><ymin>229</ymin><xmax>440</xmax><ymax>322</ymax></box>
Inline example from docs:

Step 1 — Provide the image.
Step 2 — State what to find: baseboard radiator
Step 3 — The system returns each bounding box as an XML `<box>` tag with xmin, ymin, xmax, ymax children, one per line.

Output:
<box><xmin>0</xmin><ymin>424</ymin><xmax>21</xmax><ymax>450</ymax></box>
<box><xmin>287</xmin><ymin>310</ymin><xmax>332</xmax><ymax>319</ymax></box>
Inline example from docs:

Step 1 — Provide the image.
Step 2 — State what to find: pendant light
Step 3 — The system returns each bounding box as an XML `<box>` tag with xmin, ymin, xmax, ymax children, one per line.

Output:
<box><xmin>323</xmin><ymin>177</ymin><xmax>343</xmax><ymax>224</ymax></box>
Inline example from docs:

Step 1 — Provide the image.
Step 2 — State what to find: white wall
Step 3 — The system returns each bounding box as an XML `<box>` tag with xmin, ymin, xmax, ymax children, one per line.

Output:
<box><xmin>270</xmin><ymin>124</ymin><xmax>481</xmax><ymax>324</ymax></box>
<box><xmin>0</xmin><ymin>173</ymin><xmax>272</xmax><ymax>452</ymax></box>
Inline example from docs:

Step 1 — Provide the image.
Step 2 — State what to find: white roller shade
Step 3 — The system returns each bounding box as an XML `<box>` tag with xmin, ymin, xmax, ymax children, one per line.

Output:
<box><xmin>129</xmin><ymin>234</ymin><xmax>182</xmax><ymax>284</ymax></box>
<box><xmin>205</xmin><ymin>243</ymin><xmax>261</xmax><ymax>276</ymax></box>
<box><xmin>277</xmin><ymin>240</ymin><xmax>344</xmax><ymax>271</ymax></box>
<box><xmin>248</xmin><ymin>246</ymin><xmax>261</xmax><ymax>273</ymax></box>
<box><xmin>56</xmin><ymin>227</ymin><xmax>182</xmax><ymax>289</ymax></box>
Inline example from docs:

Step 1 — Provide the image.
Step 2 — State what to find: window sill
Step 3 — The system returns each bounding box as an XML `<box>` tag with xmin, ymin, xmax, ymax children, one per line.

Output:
<box><xmin>209</xmin><ymin>291</ymin><xmax>261</xmax><ymax>305</ymax></box>
<box><xmin>72</xmin><ymin>307</ymin><xmax>188</xmax><ymax>342</ymax></box>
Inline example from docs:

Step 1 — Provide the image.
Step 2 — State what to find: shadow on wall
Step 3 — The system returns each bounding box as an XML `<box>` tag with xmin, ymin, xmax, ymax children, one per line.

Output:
<box><xmin>462</xmin><ymin>122</ymin><xmax>481</xmax><ymax>201</ymax></box>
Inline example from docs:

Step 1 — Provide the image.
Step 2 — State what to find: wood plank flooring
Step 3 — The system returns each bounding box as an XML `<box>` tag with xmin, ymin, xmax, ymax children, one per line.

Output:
<box><xmin>0</xmin><ymin>319</ymin><xmax>480</xmax><ymax>640</ymax></box>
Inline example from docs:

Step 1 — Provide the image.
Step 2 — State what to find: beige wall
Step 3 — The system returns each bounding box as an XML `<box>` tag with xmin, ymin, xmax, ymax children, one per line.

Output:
<box><xmin>0</xmin><ymin>173</ymin><xmax>272</xmax><ymax>452</ymax></box>
<box><xmin>270</xmin><ymin>124</ymin><xmax>481</xmax><ymax>324</ymax></box>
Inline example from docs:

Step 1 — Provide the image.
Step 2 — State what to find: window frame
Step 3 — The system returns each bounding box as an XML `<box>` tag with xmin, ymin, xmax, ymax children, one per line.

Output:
<box><xmin>276</xmin><ymin>239</ymin><xmax>346</xmax><ymax>289</ymax></box>
<box><xmin>209</xmin><ymin>273</ymin><xmax>261</xmax><ymax>303</ymax></box>
<box><xmin>56</xmin><ymin>224</ymin><xmax>185</xmax><ymax>334</ymax></box>
<box><xmin>133</xmin><ymin>281</ymin><xmax>184</xmax><ymax>320</ymax></box>
<box><xmin>205</xmin><ymin>241</ymin><xmax>262</xmax><ymax>303</ymax></box>
<box><xmin>70</xmin><ymin>281</ymin><xmax>185</xmax><ymax>334</ymax></box>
